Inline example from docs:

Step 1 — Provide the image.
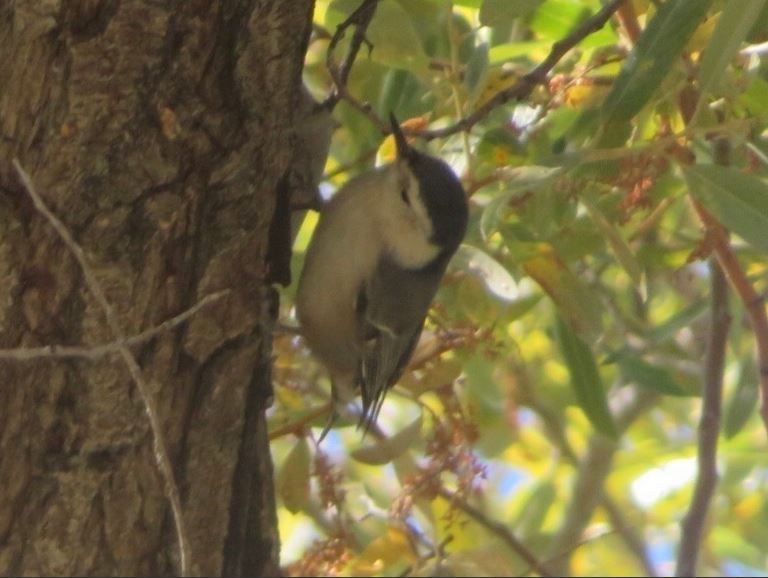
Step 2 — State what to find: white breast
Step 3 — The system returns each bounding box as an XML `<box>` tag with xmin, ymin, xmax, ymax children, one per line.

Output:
<box><xmin>295</xmin><ymin>164</ymin><xmax>439</xmax><ymax>375</ymax></box>
<box><xmin>296</xmin><ymin>169</ymin><xmax>386</xmax><ymax>374</ymax></box>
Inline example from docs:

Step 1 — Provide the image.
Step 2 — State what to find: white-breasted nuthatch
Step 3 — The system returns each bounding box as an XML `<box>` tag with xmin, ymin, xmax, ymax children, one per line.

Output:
<box><xmin>296</xmin><ymin>115</ymin><xmax>468</xmax><ymax>436</ymax></box>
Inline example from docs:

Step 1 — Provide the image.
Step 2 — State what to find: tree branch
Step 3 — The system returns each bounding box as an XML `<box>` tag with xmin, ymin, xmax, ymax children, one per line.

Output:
<box><xmin>522</xmin><ymin>373</ymin><xmax>658</xmax><ymax>576</ymax></box>
<box><xmin>325</xmin><ymin>0</ymin><xmax>627</xmax><ymax>139</ymax></box>
<box><xmin>677</xmin><ymin>82</ymin><xmax>768</xmax><ymax>440</ymax></box>
<box><xmin>342</xmin><ymin>399</ymin><xmax>551</xmax><ymax>576</ymax></box>
<box><xmin>0</xmin><ymin>290</ymin><xmax>229</xmax><ymax>361</ymax></box>
<box><xmin>323</xmin><ymin>0</ymin><xmax>379</xmax><ymax>111</ymax></box>
<box><xmin>675</xmin><ymin>259</ymin><xmax>729</xmax><ymax>577</ymax></box>
<box><xmin>602</xmin><ymin>497</ymin><xmax>658</xmax><ymax>578</ymax></box>
<box><xmin>544</xmin><ymin>387</ymin><xmax>657</xmax><ymax>576</ymax></box>
<box><xmin>690</xmin><ymin>200</ymin><xmax>768</xmax><ymax>435</ymax></box>
<box><xmin>436</xmin><ymin>486</ymin><xmax>551</xmax><ymax>577</ymax></box>
<box><xmin>13</xmin><ymin>160</ymin><xmax>191</xmax><ymax>577</ymax></box>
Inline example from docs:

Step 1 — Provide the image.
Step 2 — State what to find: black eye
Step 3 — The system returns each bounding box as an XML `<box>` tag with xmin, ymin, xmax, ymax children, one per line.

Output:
<box><xmin>400</xmin><ymin>188</ymin><xmax>410</xmax><ymax>205</ymax></box>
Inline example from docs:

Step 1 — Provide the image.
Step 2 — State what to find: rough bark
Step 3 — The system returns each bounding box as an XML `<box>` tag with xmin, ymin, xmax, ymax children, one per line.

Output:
<box><xmin>0</xmin><ymin>0</ymin><xmax>314</xmax><ymax>575</ymax></box>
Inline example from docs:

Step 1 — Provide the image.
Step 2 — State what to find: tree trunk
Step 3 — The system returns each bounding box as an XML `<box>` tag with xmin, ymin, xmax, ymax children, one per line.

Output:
<box><xmin>0</xmin><ymin>1</ymin><xmax>313</xmax><ymax>574</ymax></box>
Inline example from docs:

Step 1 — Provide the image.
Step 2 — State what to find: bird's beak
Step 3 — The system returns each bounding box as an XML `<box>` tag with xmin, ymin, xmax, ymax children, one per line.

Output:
<box><xmin>390</xmin><ymin>113</ymin><xmax>413</xmax><ymax>160</ymax></box>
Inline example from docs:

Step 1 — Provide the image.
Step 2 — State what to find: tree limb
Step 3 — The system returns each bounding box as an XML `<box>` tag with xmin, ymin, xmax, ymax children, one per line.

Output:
<box><xmin>522</xmin><ymin>373</ymin><xmax>658</xmax><ymax>577</ymax></box>
<box><xmin>690</xmin><ymin>199</ymin><xmax>768</xmax><ymax>436</ymax></box>
<box><xmin>543</xmin><ymin>387</ymin><xmax>657</xmax><ymax>576</ymax></box>
<box><xmin>437</xmin><ymin>487</ymin><xmax>551</xmax><ymax>577</ymax></box>
<box><xmin>675</xmin><ymin>260</ymin><xmax>729</xmax><ymax>577</ymax></box>
<box><xmin>0</xmin><ymin>290</ymin><xmax>229</xmax><ymax>361</ymax></box>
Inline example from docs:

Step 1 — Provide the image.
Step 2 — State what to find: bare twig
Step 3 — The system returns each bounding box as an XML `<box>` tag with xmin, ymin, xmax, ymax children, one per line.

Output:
<box><xmin>325</xmin><ymin>0</ymin><xmax>626</xmax><ymax>139</ymax></box>
<box><xmin>13</xmin><ymin>160</ymin><xmax>191</xmax><ymax>576</ymax></box>
<box><xmin>436</xmin><ymin>487</ymin><xmax>551</xmax><ymax>577</ymax></box>
<box><xmin>323</xmin><ymin>0</ymin><xmax>380</xmax><ymax>111</ymax></box>
<box><xmin>675</xmin><ymin>260</ymin><xmax>729</xmax><ymax>577</ymax></box>
<box><xmin>0</xmin><ymin>290</ymin><xmax>229</xmax><ymax>361</ymax></box>
<box><xmin>303</xmin><ymin>377</ymin><xmax>549</xmax><ymax>575</ymax></box>
<box><xmin>544</xmin><ymin>387</ymin><xmax>657</xmax><ymax>575</ymax></box>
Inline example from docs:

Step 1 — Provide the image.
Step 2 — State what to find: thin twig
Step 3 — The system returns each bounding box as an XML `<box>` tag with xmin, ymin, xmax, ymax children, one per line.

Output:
<box><xmin>436</xmin><ymin>487</ymin><xmax>551</xmax><ymax>577</ymax></box>
<box><xmin>675</xmin><ymin>260</ymin><xmax>729</xmax><ymax>577</ymax></box>
<box><xmin>0</xmin><ymin>290</ymin><xmax>229</xmax><ymax>361</ymax></box>
<box><xmin>323</xmin><ymin>0</ymin><xmax>380</xmax><ymax>111</ymax></box>
<box><xmin>13</xmin><ymin>160</ymin><xmax>191</xmax><ymax>576</ymax></box>
<box><xmin>325</xmin><ymin>0</ymin><xmax>626</xmax><ymax>139</ymax></box>
<box><xmin>306</xmin><ymin>376</ymin><xmax>549</xmax><ymax>575</ymax></box>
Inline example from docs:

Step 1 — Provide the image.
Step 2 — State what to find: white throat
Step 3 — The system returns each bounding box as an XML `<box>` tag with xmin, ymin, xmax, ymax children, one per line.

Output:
<box><xmin>378</xmin><ymin>165</ymin><xmax>441</xmax><ymax>269</ymax></box>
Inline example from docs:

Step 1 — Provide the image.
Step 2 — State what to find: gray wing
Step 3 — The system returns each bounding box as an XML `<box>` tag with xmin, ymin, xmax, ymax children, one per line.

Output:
<box><xmin>356</xmin><ymin>255</ymin><xmax>446</xmax><ymax>430</ymax></box>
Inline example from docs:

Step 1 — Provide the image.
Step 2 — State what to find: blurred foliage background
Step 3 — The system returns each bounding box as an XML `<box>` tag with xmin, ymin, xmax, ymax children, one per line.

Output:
<box><xmin>269</xmin><ymin>0</ymin><xmax>768</xmax><ymax>575</ymax></box>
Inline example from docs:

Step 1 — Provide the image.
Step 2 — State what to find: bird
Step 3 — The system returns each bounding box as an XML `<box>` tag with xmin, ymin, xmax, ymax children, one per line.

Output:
<box><xmin>296</xmin><ymin>114</ymin><xmax>468</xmax><ymax>438</ymax></box>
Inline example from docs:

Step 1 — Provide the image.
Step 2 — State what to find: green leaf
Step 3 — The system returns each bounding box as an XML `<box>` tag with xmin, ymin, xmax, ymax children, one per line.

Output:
<box><xmin>522</xmin><ymin>244</ymin><xmax>603</xmax><ymax>344</ymax></box>
<box><xmin>684</xmin><ymin>164</ymin><xmax>768</xmax><ymax>253</ymax></box>
<box><xmin>618</xmin><ymin>356</ymin><xmax>692</xmax><ymax>397</ymax></box>
<box><xmin>580</xmin><ymin>194</ymin><xmax>643</xmax><ymax>286</ymax></box>
<box><xmin>466</xmin><ymin>42</ymin><xmax>490</xmax><ymax>105</ymax></box>
<box><xmin>351</xmin><ymin>416</ymin><xmax>423</xmax><ymax>465</ymax></box>
<box><xmin>480</xmin><ymin>0</ymin><xmax>542</xmax><ymax>28</ymax></box>
<box><xmin>724</xmin><ymin>362</ymin><xmax>759</xmax><ymax>439</ymax></box>
<box><xmin>698</xmin><ymin>0</ymin><xmax>768</xmax><ymax>99</ymax></box>
<box><xmin>555</xmin><ymin>315</ymin><xmax>617</xmax><ymax>438</ymax></box>
<box><xmin>646</xmin><ymin>300</ymin><xmax>708</xmax><ymax>343</ymax></box>
<box><xmin>515</xmin><ymin>480</ymin><xmax>557</xmax><ymax>539</ymax></box>
<box><xmin>488</xmin><ymin>41</ymin><xmax>551</xmax><ymax>64</ymax></box>
<box><xmin>739</xmin><ymin>77</ymin><xmax>768</xmax><ymax>121</ymax></box>
<box><xmin>277</xmin><ymin>438</ymin><xmax>312</xmax><ymax>513</ymax></box>
<box><xmin>712</xmin><ymin>526</ymin><xmax>766</xmax><ymax>568</ymax></box>
<box><xmin>454</xmin><ymin>244</ymin><xmax>520</xmax><ymax>302</ymax></box>
<box><xmin>425</xmin><ymin>0</ymin><xmax>482</xmax><ymax>7</ymax></box>
<box><xmin>480</xmin><ymin>166</ymin><xmax>563</xmax><ymax>238</ymax></box>
<box><xmin>328</xmin><ymin>0</ymin><xmax>430</xmax><ymax>76</ymax></box>
<box><xmin>530</xmin><ymin>0</ymin><xmax>589</xmax><ymax>41</ymax></box>
<box><xmin>601</xmin><ymin>0</ymin><xmax>714</xmax><ymax>126</ymax></box>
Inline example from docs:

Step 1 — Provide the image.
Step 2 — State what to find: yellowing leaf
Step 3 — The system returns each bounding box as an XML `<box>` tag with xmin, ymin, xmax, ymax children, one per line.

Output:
<box><xmin>734</xmin><ymin>494</ymin><xmax>762</xmax><ymax>519</ymax></box>
<box><xmin>406</xmin><ymin>358</ymin><xmax>463</xmax><ymax>396</ymax></box>
<box><xmin>377</xmin><ymin>116</ymin><xmax>429</xmax><ymax>164</ymax></box>
<box><xmin>687</xmin><ymin>11</ymin><xmax>719</xmax><ymax>55</ymax></box>
<box><xmin>274</xmin><ymin>386</ymin><xmax>305</xmax><ymax>411</ymax></box>
<box><xmin>563</xmin><ymin>82</ymin><xmax>611</xmax><ymax>109</ymax></box>
<box><xmin>475</xmin><ymin>66</ymin><xmax>523</xmax><ymax>109</ymax></box>
<box><xmin>351</xmin><ymin>526</ymin><xmax>416</xmax><ymax>576</ymax></box>
<box><xmin>277</xmin><ymin>438</ymin><xmax>311</xmax><ymax>513</ymax></box>
<box><xmin>521</xmin><ymin>243</ymin><xmax>602</xmax><ymax>343</ymax></box>
<box><xmin>351</xmin><ymin>416</ymin><xmax>423</xmax><ymax>465</ymax></box>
